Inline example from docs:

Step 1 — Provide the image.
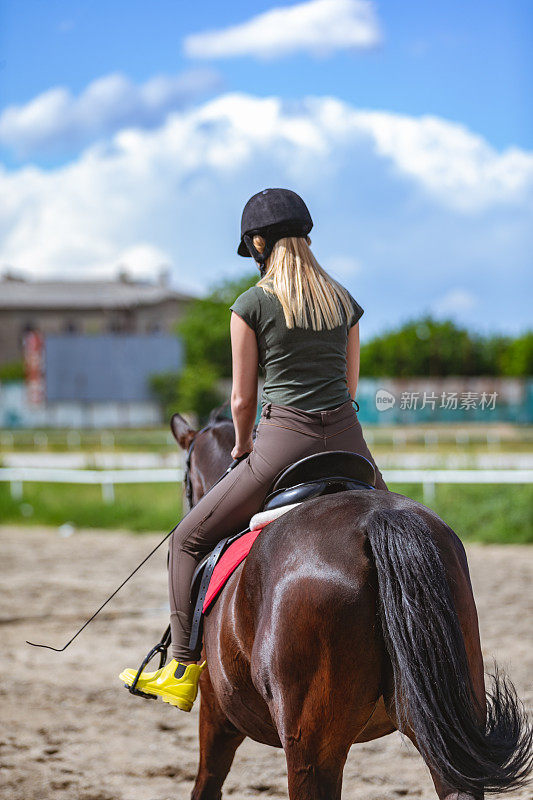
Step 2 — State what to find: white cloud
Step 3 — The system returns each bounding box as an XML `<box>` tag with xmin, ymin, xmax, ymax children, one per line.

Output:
<box><xmin>351</xmin><ymin>108</ymin><xmax>533</xmax><ymax>212</ymax></box>
<box><xmin>327</xmin><ymin>255</ymin><xmax>364</xmax><ymax>278</ymax></box>
<box><xmin>0</xmin><ymin>69</ymin><xmax>222</xmax><ymax>158</ymax></box>
<box><xmin>432</xmin><ymin>289</ymin><xmax>478</xmax><ymax>317</ymax></box>
<box><xmin>4</xmin><ymin>83</ymin><xmax>530</xmax><ymax>214</ymax></box>
<box><xmin>106</xmin><ymin>244</ymin><xmax>173</xmax><ymax>280</ymax></box>
<box><xmin>0</xmin><ymin>92</ymin><xmax>531</xmax><ymax>332</ymax></box>
<box><xmin>304</xmin><ymin>97</ymin><xmax>533</xmax><ymax>211</ymax></box>
<box><xmin>183</xmin><ymin>0</ymin><xmax>381</xmax><ymax>60</ymax></box>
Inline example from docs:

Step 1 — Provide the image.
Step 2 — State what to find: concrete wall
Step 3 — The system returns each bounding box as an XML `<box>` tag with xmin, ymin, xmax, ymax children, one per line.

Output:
<box><xmin>2</xmin><ymin>377</ymin><xmax>531</xmax><ymax>429</ymax></box>
<box><xmin>219</xmin><ymin>377</ymin><xmax>533</xmax><ymax>425</ymax></box>
<box><xmin>0</xmin><ymin>383</ymin><xmax>162</xmax><ymax>428</ymax></box>
<box><xmin>355</xmin><ymin>377</ymin><xmax>533</xmax><ymax>424</ymax></box>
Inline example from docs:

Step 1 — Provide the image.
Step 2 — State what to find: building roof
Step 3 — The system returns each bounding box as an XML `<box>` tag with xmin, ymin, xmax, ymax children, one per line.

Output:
<box><xmin>0</xmin><ymin>276</ymin><xmax>197</xmax><ymax>310</ymax></box>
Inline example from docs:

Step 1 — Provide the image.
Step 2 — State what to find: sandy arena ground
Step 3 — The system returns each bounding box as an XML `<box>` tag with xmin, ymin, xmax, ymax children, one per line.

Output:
<box><xmin>1</xmin><ymin>525</ymin><xmax>531</xmax><ymax>800</ymax></box>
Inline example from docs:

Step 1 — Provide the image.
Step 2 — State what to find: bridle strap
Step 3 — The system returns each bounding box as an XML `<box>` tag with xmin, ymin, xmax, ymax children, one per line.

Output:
<box><xmin>184</xmin><ymin>422</ymin><xmax>214</xmax><ymax>509</ymax></box>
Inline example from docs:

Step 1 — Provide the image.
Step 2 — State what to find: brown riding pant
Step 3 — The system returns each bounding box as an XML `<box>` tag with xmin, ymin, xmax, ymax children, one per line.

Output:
<box><xmin>169</xmin><ymin>399</ymin><xmax>388</xmax><ymax>660</ymax></box>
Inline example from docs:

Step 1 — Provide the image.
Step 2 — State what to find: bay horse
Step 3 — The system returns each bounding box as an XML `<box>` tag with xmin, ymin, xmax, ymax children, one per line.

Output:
<box><xmin>170</xmin><ymin>408</ymin><xmax>532</xmax><ymax>800</ymax></box>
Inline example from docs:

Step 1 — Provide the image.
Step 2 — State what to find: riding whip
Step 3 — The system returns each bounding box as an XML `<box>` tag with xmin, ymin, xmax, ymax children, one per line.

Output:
<box><xmin>26</xmin><ymin>453</ymin><xmax>249</xmax><ymax>652</ymax></box>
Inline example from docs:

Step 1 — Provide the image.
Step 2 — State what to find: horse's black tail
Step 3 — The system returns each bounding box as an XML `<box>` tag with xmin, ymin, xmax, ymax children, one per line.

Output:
<box><xmin>366</xmin><ymin>506</ymin><xmax>532</xmax><ymax>795</ymax></box>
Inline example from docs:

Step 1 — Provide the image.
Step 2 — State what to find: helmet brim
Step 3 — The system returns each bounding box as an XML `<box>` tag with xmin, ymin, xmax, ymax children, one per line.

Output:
<box><xmin>237</xmin><ymin>239</ymin><xmax>251</xmax><ymax>257</ymax></box>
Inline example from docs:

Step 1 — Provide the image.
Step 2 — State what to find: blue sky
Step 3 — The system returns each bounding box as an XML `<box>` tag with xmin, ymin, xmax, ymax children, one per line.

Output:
<box><xmin>1</xmin><ymin>0</ymin><xmax>531</xmax><ymax>336</ymax></box>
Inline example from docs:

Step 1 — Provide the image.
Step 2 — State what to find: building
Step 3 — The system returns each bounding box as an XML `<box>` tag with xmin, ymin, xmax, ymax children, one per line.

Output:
<box><xmin>0</xmin><ymin>272</ymin><xmax>196</xmax><ymax>365</ymax></box>
<box><xmin>0</xmin><ymin>333</ymin><xmax>184</xmax><ymax>428</ymax></box>
<box><xmin>0</xmin><ymin>272</ymin><xmax>195</xmax><ymax>427</ymax></box>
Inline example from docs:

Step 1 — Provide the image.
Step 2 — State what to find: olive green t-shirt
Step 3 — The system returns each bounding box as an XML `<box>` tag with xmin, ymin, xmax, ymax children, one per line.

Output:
<box><xmin>229</xmin><ymin>285</ymin><xmax>363</xmax><ymax>412</ymax></box>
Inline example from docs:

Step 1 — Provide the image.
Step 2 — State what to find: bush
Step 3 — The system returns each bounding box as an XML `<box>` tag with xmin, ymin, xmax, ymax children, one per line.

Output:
<box><xmin>0</xmin><ymin>361</ymin><xmax>25</xmax><ymax>382</ymax></box>
<box><xmin>174</xmin><ymin>363</ymin><xmax>225</xmax><ymax>423</ymax></box>
<box><xmin>150</xmin><ymin>364</ymin><xmax>224</xmax><ymax>424</ymax></box>
<box><xmin>498</xmin><ymin>332</ymin><xmax>533</xmax><ymax>376</ymax></box>
<box><xmin>359</xmin><ymin>317</ymin><xmax>532</xmax><ymax>377</ymax></box>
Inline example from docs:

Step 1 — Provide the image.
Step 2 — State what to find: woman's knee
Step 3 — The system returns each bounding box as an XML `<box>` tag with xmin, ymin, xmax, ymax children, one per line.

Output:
<box><xmin>168</xmin><ymin>517</ymin><xmax>202</xmax><ymax>561</ymax></box>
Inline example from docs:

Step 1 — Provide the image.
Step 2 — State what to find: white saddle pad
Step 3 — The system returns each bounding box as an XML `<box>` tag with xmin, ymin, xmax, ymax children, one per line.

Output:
<box><xmin>249</xmin><ymin>502</ymin><xmax>302</xmax><ymax>530</ymax></box>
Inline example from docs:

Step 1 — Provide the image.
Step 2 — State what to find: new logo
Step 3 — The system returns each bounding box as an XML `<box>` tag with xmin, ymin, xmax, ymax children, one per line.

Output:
<box><xmin>375</xmin><ymin>389</ymin><xmax>395</xmax><ymax>411</ymax></box>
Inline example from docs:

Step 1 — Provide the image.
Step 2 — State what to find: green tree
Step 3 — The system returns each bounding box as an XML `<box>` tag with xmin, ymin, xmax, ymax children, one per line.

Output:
<box><xmin>176</xmin><ymin>273</ymin><xmax>258</xmax><ymax>379</ymax></box>
<box><xmin>358</xmin><ymin>317</ymin><xmax>517</xmax><ymax>377</ymax></box>
<box><xmin>498</xmin><ymin>332</ymin><xmax>533</xmax><ymax>376</ymax></box>
<box><xmin>175</xmin><ymin>364</ymin><xmax>225</xmax><ymax>421</ymax></box>
<box><xmin>150</xmin><ymin>364</ymin><xmax>225</xmax><ymax>424</ymax></box>
<box><xmin>150</xmin><ymin>273</ymin><xmax>258</xmax><ymax>421</ymax></box>
<box><xmin>480</xmin><ymin>334</ymin><xmax>512</xmax><ymax>376</ymax></box>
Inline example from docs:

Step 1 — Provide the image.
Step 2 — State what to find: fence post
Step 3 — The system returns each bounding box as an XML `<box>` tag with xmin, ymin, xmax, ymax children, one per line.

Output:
<box><xmin>10</xmin><ymin>480</ymin><xmax>23</xmax><ymax>500</ymax></box>
<box><xmin>423</xmin><ymin>480</ymin><xmax>435</xmax><ymax>504</ymax></box>
<box><xmin>1</xmin><ymin>432</ymin><xmax>14</xmax><ymax>449</ymax></box>
<box><xmin>101</xmin><ymin>480</ymin><xmax>115</xmax><ymax>504</ymax></box>
<box><xmin>67</xmin><ymin>431</ymin><xmax>81</xmax><ymax>449</ymax></box>
<box><xmin>487</xmin><ymin>431</ymin><xmax>500</xmax><ymax>448</ymax></box>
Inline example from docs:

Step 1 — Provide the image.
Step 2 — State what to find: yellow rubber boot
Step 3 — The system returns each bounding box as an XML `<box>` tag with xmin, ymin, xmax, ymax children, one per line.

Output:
<box><xmin>119</xmin><ymin>659</ymin><xmax>206</xmax><ymax>712</ymax></box>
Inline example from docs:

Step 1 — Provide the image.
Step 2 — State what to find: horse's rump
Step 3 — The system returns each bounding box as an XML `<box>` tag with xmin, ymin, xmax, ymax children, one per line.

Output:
<box><xmin>238</xmin><ymin>494</ymin><xmax>388</xmax><ymax>740</ymax></box>
<box><xmin>237</xmin><ymin>490</ymin><xmax>532</xmax><ymax>795</ymax></box>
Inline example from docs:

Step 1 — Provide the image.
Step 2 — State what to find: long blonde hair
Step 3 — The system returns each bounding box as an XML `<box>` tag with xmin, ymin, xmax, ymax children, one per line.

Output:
<box><xmin>254</xmin><ymin>235</ymin><xmax>354</xmax><ymax>331</ymax></box>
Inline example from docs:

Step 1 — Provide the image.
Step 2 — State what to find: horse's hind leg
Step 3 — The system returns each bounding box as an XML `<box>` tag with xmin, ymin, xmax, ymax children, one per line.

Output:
<box><xmin>396</xmin><ymin>726</ymin><xmax>484</xmax><ymax>800</ymax></box>
<box><xmin>283</xmin><ymin>735</ymin><xmax>349</xmax><ymax>800</ymax></box>
<box><xmin>382</xmin><ymin>644</ymin><xmax>485</xmax><ymax>799</ymax></box>
<box><xmin>267</xmin><ymin>649</ymin><xmax>380</xmax><ymax>799</ymax></box>
<box><xmin>191</xmin><ymin>672</ymin><xmax>244</xmax><ymax>800</ymax></box>
<box><xmin>277</xmin><ymin>697</ymin><xmax>379</xmax><ymax>800</ymax></box>
<box><xmin>382</xmin><ymin>556</ymin><xmax>486</xmax><ymax>800</ymax></box>
<box><xmin>257</xmin><ymin>533</ymin><xmax>384</xmax><ymax>799</ymax></box>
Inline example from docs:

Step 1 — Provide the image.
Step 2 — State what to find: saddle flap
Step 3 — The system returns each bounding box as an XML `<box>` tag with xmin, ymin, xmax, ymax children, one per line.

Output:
<box><xmin>190</xmin><ymin>529</ymin><xmax>247</xmax><ymax>605</ymax></box>
<box><xmin>269</xmin><ymin>450</ymin><xmax>376</xmax><ymax>495</ymax></box>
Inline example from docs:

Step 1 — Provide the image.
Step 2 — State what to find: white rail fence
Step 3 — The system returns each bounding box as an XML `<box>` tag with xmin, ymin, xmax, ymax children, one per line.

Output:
<box><xmin>1</xmin><ymin>467</ymin><xmax>532</xmax><ymax>505</ymax></box>
<box><xmin>0</xmin><ymin>467</ymin><xmax>184</xmax><ymax>504</ymax></box>
<box><xmin>3</xmin><ymin>430</ymin><xmax>532</xmax><ymax>450</ymax></box>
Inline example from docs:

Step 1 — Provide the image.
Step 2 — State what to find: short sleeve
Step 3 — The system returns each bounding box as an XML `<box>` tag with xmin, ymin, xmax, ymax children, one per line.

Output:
<box><xmin>347</xmin><ymin>292</ymin><xmax>364</xmax><ymax>329</ymax></box>
<box><xmin>229</xmin><ymin>287</ymin><xmax>260</xmax><ymax>332</ymax></box>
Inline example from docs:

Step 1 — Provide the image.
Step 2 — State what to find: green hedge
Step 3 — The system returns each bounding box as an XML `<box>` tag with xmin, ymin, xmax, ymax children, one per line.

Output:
<box><xmin>0</xmin><ymin>482</ymin><xmax>530</xmax><ymax>542</ymax></box>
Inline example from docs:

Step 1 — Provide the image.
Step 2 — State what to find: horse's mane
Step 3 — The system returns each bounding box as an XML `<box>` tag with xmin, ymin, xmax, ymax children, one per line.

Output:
<box><xmin>207</xmin><ymin>402</ymin><xmax>232</xmax><ymax>425</ymax></box>
<box><xmin>207</xmin><ymin>401</ymin><xmax>258</xmax><ymax>435</ymax></box>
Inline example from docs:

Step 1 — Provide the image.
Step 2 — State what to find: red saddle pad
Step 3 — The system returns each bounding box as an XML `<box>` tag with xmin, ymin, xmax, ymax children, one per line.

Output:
<box><xmin>203</xmin><ymin>524</ymin><xmax>268</xmax><ymax>612</ymax></box>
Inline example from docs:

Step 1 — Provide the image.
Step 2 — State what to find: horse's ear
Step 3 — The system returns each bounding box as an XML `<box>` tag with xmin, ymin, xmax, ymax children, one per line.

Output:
<box><xmin>170</xmin><ymin>413</ymin><xmax>196</xmax><ymax>451</ymax></box>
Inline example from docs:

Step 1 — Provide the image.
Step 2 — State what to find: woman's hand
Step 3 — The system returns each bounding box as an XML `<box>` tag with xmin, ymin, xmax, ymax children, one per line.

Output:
<box><xmin>231</xmin><ymin>438</ymin><xmax>253</xmax><ymax>460</ymax></box>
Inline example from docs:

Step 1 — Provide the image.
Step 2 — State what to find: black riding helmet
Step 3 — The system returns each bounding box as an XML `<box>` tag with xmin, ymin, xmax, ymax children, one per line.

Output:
<box><xmin>237</xmin><ymin>188</ymin><xmax>313</xmax><ymax>276</ymax></box>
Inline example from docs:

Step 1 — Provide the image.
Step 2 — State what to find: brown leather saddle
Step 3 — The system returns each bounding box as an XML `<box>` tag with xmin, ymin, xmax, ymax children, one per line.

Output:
<box><xmin>263</xmin><ymin>450</ymin><xmax>376</xmax><ymax>510</ymax></box>
<box><xmin>188</xmin><ymin>451</ymin><xmax>375</xmax><ymax>652</ymax></box>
